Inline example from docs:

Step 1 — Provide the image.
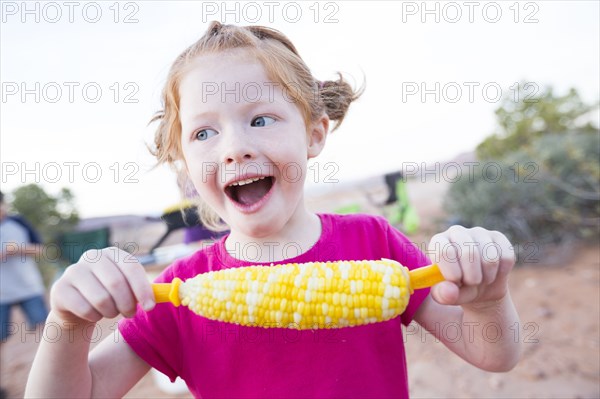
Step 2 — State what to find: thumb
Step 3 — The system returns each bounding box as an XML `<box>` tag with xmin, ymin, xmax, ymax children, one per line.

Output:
<box><xmin>431</xmin><ymin>281</ymin><xmax>460</xmax><ymax>305</ymax></box>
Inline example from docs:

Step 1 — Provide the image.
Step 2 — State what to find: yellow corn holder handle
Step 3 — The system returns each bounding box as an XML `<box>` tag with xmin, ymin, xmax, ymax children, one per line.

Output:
<box><xmin>152</xmin><ymin>259</ymin><xmax>444</xmax><ymax>329</ymax></box>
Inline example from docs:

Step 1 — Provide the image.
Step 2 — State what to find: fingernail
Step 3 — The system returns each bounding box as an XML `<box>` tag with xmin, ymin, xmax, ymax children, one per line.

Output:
<box><xmin>142</xmin><ymin>300</ymin><xmax>155</xmax><ymax>311</ymax></box>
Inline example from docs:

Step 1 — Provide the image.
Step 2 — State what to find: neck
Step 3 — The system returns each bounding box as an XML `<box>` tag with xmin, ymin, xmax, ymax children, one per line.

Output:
<box><xmin>225</xmin><ymin>206</ymin><xmax>322</xmax><ymax>263</ymax></box>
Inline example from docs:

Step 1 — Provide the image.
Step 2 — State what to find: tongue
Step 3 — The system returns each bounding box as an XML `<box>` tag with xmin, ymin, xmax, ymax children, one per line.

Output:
<box><xmin>236</xmin><ymin>179</ymin><xmax>271</xmax><ymax>206</ymax></box>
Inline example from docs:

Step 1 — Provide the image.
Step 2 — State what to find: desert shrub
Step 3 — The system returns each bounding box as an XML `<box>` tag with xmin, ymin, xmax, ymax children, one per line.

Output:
<box><xmin>444</xmin><ymin>130</ymin><xmax>599</xmax><ymax>261</ymax></box>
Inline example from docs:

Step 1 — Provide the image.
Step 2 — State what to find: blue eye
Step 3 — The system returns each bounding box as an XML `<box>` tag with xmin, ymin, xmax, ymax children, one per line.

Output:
<box><xmin>251</xmin><ymin>116</ymin><xmax>276</xmax><ymax>127</ymax></box>
<box><xmin>195</xmin><ymin>128</ymin><xmax>218</xmax><ymax>141</ymax></box>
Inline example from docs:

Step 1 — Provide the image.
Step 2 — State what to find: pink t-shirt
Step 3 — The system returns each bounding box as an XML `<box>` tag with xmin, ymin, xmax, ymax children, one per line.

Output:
<box><xmin>119</xmin><ymin>213</ymin><xmax>431</xmax><ymax>398</ymax></box>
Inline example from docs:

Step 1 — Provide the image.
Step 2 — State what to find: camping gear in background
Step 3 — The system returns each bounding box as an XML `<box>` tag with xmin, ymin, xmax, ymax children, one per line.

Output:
<box><xmin>149</xmin><ymin>201</ymin><xmax>202</xmax><ymax>253</ymax></box>
<box><xmin>136</xmin><ymin>201</ymin><xmax>227</xmax><ymax>266</ymax></box>
<box><xmin>149</xmin><ymin>201</ymin><xmax>227</xmax><ymax>252</ymax></box>
<box><xmin>58</xmin><ymin>227</ymin><xmax>110</xmax><ymax>265</ymax></box>
<box><xmin>388</xmin><ymin>172</ymin><xmax>420</xmax><ymax>235</ymax></box>
<box><xmin>334</xmin><ymin>171</ymin><xmax>419</xmax><ymax>234</ymax></box>
<box><xmin>370</xmin><ymin>171</ymin><xmax>420</xmax><ymax>235</ymax></box>
<box><xmin>382</xmin><ymin>171</ymin><xmax>404</xmax><ymax>205</ymax></box>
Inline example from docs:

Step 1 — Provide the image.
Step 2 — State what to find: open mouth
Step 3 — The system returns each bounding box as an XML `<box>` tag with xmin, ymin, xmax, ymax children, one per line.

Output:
<box><xmin>225</xmin><ymin>176</ymin><xmax>275</xmax><ymax>207</ymax></box>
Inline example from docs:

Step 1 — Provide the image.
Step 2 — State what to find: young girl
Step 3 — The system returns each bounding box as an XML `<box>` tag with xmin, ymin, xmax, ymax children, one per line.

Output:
<box><xmin>26</xmin><ymin>22</ymin><xmax>521</xmax><ymax>398</ymax></box>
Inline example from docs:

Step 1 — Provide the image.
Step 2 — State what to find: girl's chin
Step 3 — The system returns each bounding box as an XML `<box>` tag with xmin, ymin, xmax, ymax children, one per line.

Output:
<box><xmin>223</xmin><ymin>194</ymin><xmax>304</xmax><ymax>237</ymax></box>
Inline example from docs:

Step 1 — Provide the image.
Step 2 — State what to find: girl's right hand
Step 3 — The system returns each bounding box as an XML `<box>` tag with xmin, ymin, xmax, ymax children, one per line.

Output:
<box><xmin>50</xmin><ymin>247</ymin><xmax>155</xmax><ymax>325</ymax></box>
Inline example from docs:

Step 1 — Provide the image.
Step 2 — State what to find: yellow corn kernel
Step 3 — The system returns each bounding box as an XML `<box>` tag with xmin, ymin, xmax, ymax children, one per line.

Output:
<box><xmin>175</xmin><ymin>259</ymin><xmax>414</xmax><ymax>330</ymax></box>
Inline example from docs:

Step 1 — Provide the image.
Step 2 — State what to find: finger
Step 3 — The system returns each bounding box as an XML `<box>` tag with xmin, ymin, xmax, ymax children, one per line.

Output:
<box><xmin>447</xmin><ymin>226</ymin><xmax>482</xmax><ymax>286</ymax></box>
<box><xmin>429</xmin><ymin>233</ymin><xmax>463</xmax><ymax>284</ymax></box>
<box><xmin>107</xmin><ymin>247</ymin><xmax>155</xmax><ymax>311</ymax></box>
<box><xmin>479</xmin><ymin>239</ymin><xmax>501</xmax><ymax>285</ymax></box>
<box><xmin>454</xmin><ymin>285</ymin><xmax>481</xmax><ymax>306</ymax></box>
<box><xmin>432</xmin><ymin>282</ymin><xmax>480</xmax><ymax>306</ymax></box>
<box><xmin>50</xmin><ymin>280</ymin><xmax>104</xmax><ymax>323</ymax></box>
<box><xmin>67</xmin><ymin>262</ymin><xmax>121</xmax><ymax>319</ymax></box>
<box><xmin>491</xmin><ymin>231</ymin><xmax>516</xmax><ymax>279</ymax></box>
<box><xmin>90</xmin><ymin>252</ymin><xmax>138</xmax><ymax>317</ymax></box>
<box><xmin>431</xmin><ymin>281</ymin><xmax>459</xmax><ymax>305</ymax></box>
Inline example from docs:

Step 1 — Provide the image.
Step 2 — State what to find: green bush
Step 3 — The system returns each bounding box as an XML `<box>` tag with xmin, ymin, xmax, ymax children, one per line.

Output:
<box><xmin>444</xmin><ymin>130</ymin><xmax>599</xmax><ymax>260</ymax></box>
<box><xmin>477</xmin><ymin>86</ymin><xmax>598</xmax><ymax>160</ymax></box>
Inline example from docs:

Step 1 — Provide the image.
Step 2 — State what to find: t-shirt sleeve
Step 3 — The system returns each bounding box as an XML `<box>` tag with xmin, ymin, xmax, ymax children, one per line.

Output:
<box><xmin>384</xmin><ymin>223</ymin><xmax>431</xmax><ymax>326</ymax></box>
<box><xmin>118</xmin><ymin>265</ymin><xmax>183</xmax><ymax>382</ymax></box>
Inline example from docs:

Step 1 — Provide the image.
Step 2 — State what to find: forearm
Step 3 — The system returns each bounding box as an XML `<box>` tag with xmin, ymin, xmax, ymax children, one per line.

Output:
<box><xmin>25</xmin><ymin>311</ymin><xmax>93</xmax><ymax>398</ymax></box>
<box><xmin>460</xmin><ymin>293</ymin><xmax>522</xmax><ymax>371</ymax></box>
<box><xmin>416</xmin><ymin>293</ymin><xmax>522</xmax><ymax>372</ymax></box>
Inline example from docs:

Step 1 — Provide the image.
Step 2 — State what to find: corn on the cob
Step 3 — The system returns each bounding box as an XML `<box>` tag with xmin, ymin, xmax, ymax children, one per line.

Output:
<box><xmin>152</xmin><ymin>259</ymin><xmax>443</xmax><ymax>329</ymax></box>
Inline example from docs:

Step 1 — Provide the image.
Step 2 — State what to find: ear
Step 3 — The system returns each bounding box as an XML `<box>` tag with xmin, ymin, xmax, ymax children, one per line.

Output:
<box><xmin>307</xmin><ymin>114</ymin><xmax>329</xmax><ymax>159</ymax></box>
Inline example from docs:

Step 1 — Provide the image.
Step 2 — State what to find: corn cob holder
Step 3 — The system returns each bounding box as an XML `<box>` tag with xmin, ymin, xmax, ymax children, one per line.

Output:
<box><xmin>152</xmin><ymin>259</ymin><xmax>444</xmax><ymax>329</ymax></box>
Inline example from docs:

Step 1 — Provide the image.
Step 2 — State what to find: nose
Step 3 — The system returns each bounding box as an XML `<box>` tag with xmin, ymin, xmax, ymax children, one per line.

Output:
<box><xmin>221</xmin><ymin>126</ymin><xmax>255</xmax><ymax>165</ymax></box>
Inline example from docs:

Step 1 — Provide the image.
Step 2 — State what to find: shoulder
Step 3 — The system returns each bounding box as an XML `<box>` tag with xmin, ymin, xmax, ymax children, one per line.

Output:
<box><xmin>6</xmin><ymin>215</ymin><xmax>42</xmax><ymax>244</ymax></box>
<box><xmin>318</xmin><ymin>213</ymin><xmax>395</xmax><ymax>251</ymax></box>
<box><xmin>320</xmin><ymin>212</ymin><xmax>391</xmax><ymax>234</ymax></box>
<box><xmin>6</xmin><ymin>215</ymin><xmax>29</xmax><ymax>228</ymax></box>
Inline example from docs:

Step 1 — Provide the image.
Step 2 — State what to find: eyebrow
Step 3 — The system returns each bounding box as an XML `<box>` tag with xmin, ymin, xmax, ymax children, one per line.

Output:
<box><xmin>186</xmin><ymin>111</ymin><xmax>218</xmax><ymax>122</ymax></box>
<box><xmin>240</xmin><ymin>98</ymin><xmax>279</xmax><ymax>111</ymax></box>
<box><xmin>188</xmin><ymin>98</ymin><xmax>282</xmax><ymax>120</ymax></box>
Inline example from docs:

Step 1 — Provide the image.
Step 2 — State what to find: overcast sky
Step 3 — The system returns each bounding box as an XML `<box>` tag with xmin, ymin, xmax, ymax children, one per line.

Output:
<box><xmin>1</xmin><ymin>1</ymin><xmax>599</xmax><ymax>218</ymax></box>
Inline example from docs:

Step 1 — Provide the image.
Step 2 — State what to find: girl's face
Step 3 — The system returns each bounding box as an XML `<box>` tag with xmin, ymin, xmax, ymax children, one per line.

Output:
<box><xmin>179</xmin><ymin>49</ymin><xmax>327</xmax><ymax>239</ymax></box>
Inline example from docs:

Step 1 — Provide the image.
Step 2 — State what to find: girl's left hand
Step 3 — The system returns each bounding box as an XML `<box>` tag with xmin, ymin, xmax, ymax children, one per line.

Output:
<box><xmin>428</xmin><ymin>226</ymin><xmax>515</xmax><ymax>309</ymax></box>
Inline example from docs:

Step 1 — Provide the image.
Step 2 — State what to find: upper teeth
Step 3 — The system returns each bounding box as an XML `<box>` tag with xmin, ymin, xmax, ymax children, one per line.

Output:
<box><xmin>229</xmin><ymin>176</ymin><xmax>266</xmax><ymax>186</ymax></box>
